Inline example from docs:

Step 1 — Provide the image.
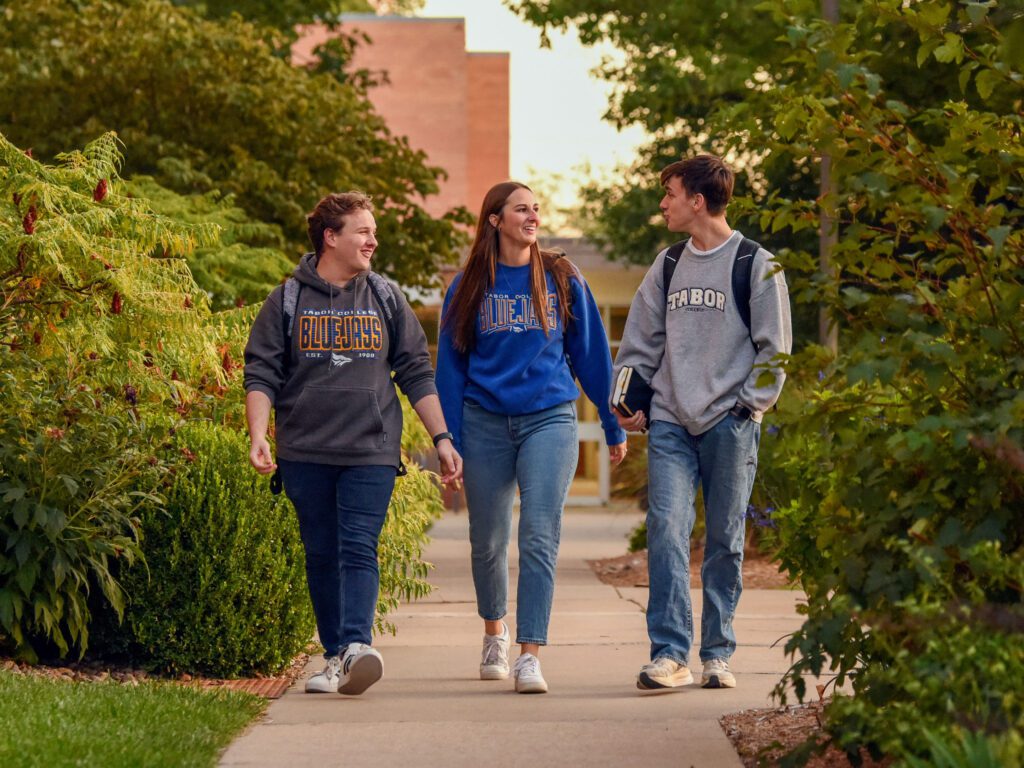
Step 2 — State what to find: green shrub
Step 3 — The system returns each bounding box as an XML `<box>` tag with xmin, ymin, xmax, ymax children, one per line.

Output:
<box><xmin>0</xmin><ymin>133</ymin><xmax>223</xmax><ymax>661</ymax></box>
<box><xmin>96</xmin><ymin>397</ymin><xmax>445</xmax><ymax>674</ymax></box>
<box><xmin>98</xmin><ymin>423</ymin><xmax>313</xmax><ymax>677</ymax></box>
<box><xmin>748</xmin><ymin>2</ymin><xmax>1024</xmax><ymax>762</ymax></box>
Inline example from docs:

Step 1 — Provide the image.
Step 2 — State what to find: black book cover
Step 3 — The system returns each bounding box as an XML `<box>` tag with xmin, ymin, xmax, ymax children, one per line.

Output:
<box><xmin>612</xmin><ymin>366</ymin><xmax>654</xmax><ymax>420</ymax></box>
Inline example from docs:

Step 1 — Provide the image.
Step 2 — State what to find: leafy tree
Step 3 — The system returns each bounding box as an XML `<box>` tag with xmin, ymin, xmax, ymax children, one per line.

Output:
<box><xmin>171</xmin><ymin>0</ymin><xmax>424</xmax><ymax>32</ymax></box>
<box><xmin>127</xmin><ymin>177</ymin><xmax>295</xmax><ymax>310</ymax></box>
<box><xmin>0</xmin><ymin>0</ymin><xmax>469</xmax><ymax>294</ymax></box>
<box><xmin>509</xmin><ymin>0</ymin><xmax>1022</xmax><ymax>266</ymax></box>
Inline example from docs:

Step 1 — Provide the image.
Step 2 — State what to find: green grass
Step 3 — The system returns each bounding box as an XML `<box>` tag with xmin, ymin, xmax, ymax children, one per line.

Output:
<box><xmin>0</xmin><ymin>671</ymin><xmax>266</xmax><ymax>767</ymax></box>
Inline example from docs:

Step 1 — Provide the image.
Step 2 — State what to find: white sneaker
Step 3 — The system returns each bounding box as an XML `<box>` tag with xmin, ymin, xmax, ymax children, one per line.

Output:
<box><xmin>701</xmin><ymin>658</ymin><xmax>736</xmax><ymax>689</ymax></box>
<box><xmin>637</xmin><ymin>657</ymin><xmax>694</xmax><ymax>690</ymax></box>
<box><xmin>512</xmin><ymin>653</ymin><xmax>548</xmax><ymax>694</ymax></box>
<box><xmin>305</xmin><ymin>655</ymin><xmax>341</xmax><ymax>693</ymax></box>
<box><xmin>480</xmin><ymin>622</ymin><xmax>511</xmax><ymax>680</ymax></box>
<box><xmin>337</xmin><ymin>643</ymin><xmax>383</xmax><ymax>696</ymax></box>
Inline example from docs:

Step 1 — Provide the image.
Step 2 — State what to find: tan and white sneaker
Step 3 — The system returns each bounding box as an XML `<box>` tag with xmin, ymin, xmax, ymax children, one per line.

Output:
<box><xmin>701</xmin><ymin>658</ymin><xmax>736</xmax><ymax>689</ymax></box>
<box><xmin>480</xmin><ymin>622</ymin><xmax>511</xmax><ymax>680</ymax></box>
<box><xmin>512</xmin><ymin>653</ymin><xmax>548</xmax><ymax>694</ymax></box>
<box><xmin>637</xmin><ymin>657</ymin><xmax>694</xmax><ymax>690</ymax></box>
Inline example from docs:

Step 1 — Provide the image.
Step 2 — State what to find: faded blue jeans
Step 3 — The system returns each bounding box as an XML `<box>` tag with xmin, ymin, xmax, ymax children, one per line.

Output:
<box><xmin>646</xmin><ymin>413</ymin><xmax>760</xmax><ymax>664</ymax></box>
<box><xmin>279</xmin><ymin>460</ymin><xmax>397</xmax><ymax>658</ymax></box>
<box><xmin>462</xmin><ymin>400</ymin><xmax>578</xmax><ymax>645</ymax></box>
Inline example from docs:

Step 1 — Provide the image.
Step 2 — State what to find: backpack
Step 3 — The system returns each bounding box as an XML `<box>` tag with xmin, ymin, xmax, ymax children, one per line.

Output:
<box><xmin>280</xmin><ymin>271</ymin><xmax>401</xmax><ymax>375</ymax></box>
<box><xmin>662</xmin><ymin>236</ymin><xmax>760</xmax><ymax>348</ymax></box>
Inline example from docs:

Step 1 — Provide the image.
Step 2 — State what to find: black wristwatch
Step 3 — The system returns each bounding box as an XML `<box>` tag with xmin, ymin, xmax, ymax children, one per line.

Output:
<box><xmin>730</xmin><ymin>403</ymin><xmax>754</xmax><ymax>421</ymax></box>
<box><xmin>432</xmin><ymin>431</ymin><xmax>454</xmax><ymax>447</ymax></box>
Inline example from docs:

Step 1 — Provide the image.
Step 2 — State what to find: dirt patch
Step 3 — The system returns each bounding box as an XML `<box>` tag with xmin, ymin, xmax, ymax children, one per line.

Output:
<box><xmin>588</xmin><ymin>546</ymin><xmax>792</xmax><ymax>590</ymax></box>
<box><xmin>720</xmin><ymin>700</ymin><xmax>892</xmax><ymax>767</ymax></box>
<box><xmin>0</xmin><ymin>649</ymin><xmax>311</xmax><ymax>700</ymax></box>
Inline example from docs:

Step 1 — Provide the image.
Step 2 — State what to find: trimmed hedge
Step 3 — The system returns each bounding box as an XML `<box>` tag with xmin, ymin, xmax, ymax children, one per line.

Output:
<box><xmin>97</xmin><ymin>423</ymin><xmax>314</xmax><ymax>677</ymax></box>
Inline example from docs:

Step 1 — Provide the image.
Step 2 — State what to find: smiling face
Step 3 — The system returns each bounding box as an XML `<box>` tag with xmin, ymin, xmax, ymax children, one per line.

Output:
<box><xmin>660</xmin><ymin>175</ymin><xmax>701</xmax><ymax>234</ymax></box>
<box><xmin>492</xmin><ymin>187</ymin><xmax>540</xmax><ymax>251</ymax></box>
<box><xmin>323</xmin><ymin>207</ymin><xmax>377</xmax><ymax>277</ymax></box>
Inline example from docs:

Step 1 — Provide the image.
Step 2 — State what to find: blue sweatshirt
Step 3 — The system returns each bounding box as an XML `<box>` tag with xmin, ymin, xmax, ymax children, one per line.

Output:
<box><xmin>436</xmin><ymin>261</ymin><xmax>626</xmax><ymax>452</ymax></box>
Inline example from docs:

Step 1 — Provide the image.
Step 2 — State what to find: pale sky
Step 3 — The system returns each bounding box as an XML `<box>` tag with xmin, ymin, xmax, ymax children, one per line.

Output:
<box><xmin>418</xmin><ymin>0</ymin><xmax>648</xmax><ymax>211</ymax></box>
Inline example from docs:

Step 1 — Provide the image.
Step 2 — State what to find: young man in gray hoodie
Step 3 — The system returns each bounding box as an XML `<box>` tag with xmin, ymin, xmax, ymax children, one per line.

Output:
<box><xmin>245</xmin><ymin>192</ymin><xmax>461</xmax><ymax>697</ymax></box>
<box><xmin>613</xmin><ymin>155</ymin><xmax>791</xmax><ymax>691</ymax></box>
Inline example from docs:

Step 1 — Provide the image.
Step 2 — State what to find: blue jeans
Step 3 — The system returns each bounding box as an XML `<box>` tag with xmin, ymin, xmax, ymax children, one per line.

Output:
<box><xmin>462</xmin><ymin>401</ymin><xmax>578</xmax><ymax>645</ymax></box>
<box><xmin>279</xmin><ymin>460</ymin><xmax>397</xmax><ymax>658</ymax></box>
<box><xmin>646</xmin><ymin>414</ymin><xmax>760</xmax><ymax>664</ymax></box>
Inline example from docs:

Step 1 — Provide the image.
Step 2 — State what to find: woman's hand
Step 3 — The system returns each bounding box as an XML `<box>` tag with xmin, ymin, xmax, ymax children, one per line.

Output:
<box><xmin>608</xmin><ymin>440</ymin><xmax>628</xmax><ymax>466</ymax></box>
<box><xmin>437</xmin><ymin>440</ymin><xmax>463</xmax><ymax>486</ymax></box>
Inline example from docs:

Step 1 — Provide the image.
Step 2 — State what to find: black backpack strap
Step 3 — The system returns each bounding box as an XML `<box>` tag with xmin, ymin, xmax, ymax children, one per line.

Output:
<box><xmin>732</xmin><ymin>237</ymin><xmax>760</xmax><ymax>347</ymax></box>
<box><xmin>661</xmin><ymin>240</ymin><xmax>687</xmax><ymax>303</ymax></box>
<box><xmin>366</xmin><ymin>272</ymin><xmax>400</xmax><ymax>366</ymax></box>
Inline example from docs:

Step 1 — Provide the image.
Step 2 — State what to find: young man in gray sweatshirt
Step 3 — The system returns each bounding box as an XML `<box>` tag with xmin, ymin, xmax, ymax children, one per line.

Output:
<box><xmin>613</xmin><ymin>155</ymin><xmax>791</xmax><ymax>691</ymax></box>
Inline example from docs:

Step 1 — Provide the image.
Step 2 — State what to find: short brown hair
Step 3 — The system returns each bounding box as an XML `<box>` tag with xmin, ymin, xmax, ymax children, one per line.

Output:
<box><xmin>660</xmin><ymin>155</ymin><xmax>734</xmax><ymax>216</ymax></box>
<box><xmin>307</xmin><ymin>191</ymin><xmax>374</xmax><ymax>254</ymax></box>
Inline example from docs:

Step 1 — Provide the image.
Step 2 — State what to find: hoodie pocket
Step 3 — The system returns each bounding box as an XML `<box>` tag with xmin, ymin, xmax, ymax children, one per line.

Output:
<box><xmin>280</xmin><ymin>386</ymin><xmax>385</xmax><ymax>453</ymax></box>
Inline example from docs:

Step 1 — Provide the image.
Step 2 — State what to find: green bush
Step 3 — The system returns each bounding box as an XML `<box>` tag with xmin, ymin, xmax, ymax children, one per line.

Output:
<box><xmin>98</xmin><ymin>423</ymin><xmax>314</xmax><ymax>677</ymax></box>
<box><xmin>0</xmin><ymin>133</ymin><xmax>223</xmax><ymax>661</ymax></box>
<box><xmin>96</xmin><ymin>396</ymin><xmax>445</xmax><ymax>674</ymax></box>
<box><xmin>746</xmin><ymin>2</ymin><xmax>1024</xmax><ymax>762</ymax></box>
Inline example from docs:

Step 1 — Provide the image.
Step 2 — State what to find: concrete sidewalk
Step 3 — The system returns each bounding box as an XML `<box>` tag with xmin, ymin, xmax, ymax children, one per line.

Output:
<box><xmin>221</xmin><ymin>508</ymin><xmax>805</xmax><ymax>768</ymax></box>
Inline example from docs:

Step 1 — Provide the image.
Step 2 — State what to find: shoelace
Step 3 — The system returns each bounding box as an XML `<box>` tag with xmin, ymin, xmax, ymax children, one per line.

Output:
<box><xmin>482</xmin><ymin>636</ymin><xmax>505</xmax><ymax>666</ymax></box>
<box><xmin>323</xmin><ymin>657</ymin><xmax>342</xmax><ymax>678</ymax></box>
<box><xmin>647</xmin><ymin>659</ymin><xmax>678</xmax><ymax>675</ymax></box>
<box><xmin>515</xmin><ymin>655</ymin><xmax>540</xmax><ymax>679</ymax></box>
<box><xmin>706</xmin><ymin>659</ymin><xmax>729</xmax><ymax>673</ymax></box>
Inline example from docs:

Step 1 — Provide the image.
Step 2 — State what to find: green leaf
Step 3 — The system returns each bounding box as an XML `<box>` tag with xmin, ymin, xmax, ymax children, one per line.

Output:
<box><xmin>3</xmin><ymin>487</ymin><xmax>26</xmax><ymax>502</ymax></box>
<box><xmin>965</xmin><ymin>3</ymin><xmax>991</xmax><ymax>25</ymax></box>
<box><xmin>975</xmin><ymin>69</ymin><xmax>1000</xmax><ymax>100</ymax></box>
<box><xmin>59</xmin><ymin>475</ymin><xmax>79</xmax><ymax>496</ymax></box>
<box><xmin>987</xmin><ymin>225</ymin><xmax>1010</xmax><ymax>255</ymax></box>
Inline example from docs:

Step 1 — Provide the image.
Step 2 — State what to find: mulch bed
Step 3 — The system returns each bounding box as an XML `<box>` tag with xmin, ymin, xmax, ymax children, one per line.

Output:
<box><xmin>587</xmin><ymin>546</ymin><xmax>792</xmax><ymax>590</ymax></box>
<box><xmin>0</xmin><ymin>650</ymin><xmax>310</xmax><ymax>700</ymax></box>
<box><xmin>720</xmin><ymin>699</ymin><xmax>892</xmax><ymax>768</ymax></box>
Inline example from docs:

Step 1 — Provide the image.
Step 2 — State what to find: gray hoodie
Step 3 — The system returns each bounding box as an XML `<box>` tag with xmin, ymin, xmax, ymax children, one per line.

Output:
<box><xmin>613</xmin><ymin>230</ymin><xmax>792</xmax><ymax>435</ymax></box>
<box><xmin>244</xmin><ymin>253</ymin><xmax>436</xmax><ymax>468</ymax></box>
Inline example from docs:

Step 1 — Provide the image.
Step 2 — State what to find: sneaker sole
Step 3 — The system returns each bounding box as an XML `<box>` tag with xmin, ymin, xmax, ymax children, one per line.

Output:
<box><xmin>337</xmin><ymin>655</ymin><xmax>383</xmax><ymax>696</ymax></box>
<box><xmin>515</xmin><ymin>681</ymin><xmax>548</xmax><ymax>694</ymax></box>
<box><xmin>637</xmin><ymin>670</ymin><xmax>694</xmax><ymax>690</ymax></box>
<box><xmin>305</xmin><ymin>680</ymin><xmax>337</xmax><ymax>694</ymax></box>
<box><xmin>701</xmin><ymin>674</ymin><xmax>736</xmax><ymax>689</ymax></box>
<box><xmin>480</xmin><ymin>666</ymin><xmax>510</xmax><ymax>680</ymax></box>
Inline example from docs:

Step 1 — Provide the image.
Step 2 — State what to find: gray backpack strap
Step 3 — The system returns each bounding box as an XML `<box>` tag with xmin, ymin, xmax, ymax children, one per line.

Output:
<box><xmin>366</xmin><ymin>272</ymin><xmax>400</xmax><ymax>365</ymax></box>
<box><xmin>280</xmin><ymin>277</ymin><xmax>301</xmax><ymax>378</ymax></box>
<box><xmin>282</xmin><ymin>277</ymin><xmax>300</xmax><ymax>339</ymax></box>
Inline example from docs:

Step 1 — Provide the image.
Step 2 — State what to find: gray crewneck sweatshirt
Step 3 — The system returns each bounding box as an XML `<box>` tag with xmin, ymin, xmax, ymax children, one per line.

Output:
<box><xmin>613</xmin><ymin>230</ymin><xmax>792</xmax><ymax>435</ymax></box>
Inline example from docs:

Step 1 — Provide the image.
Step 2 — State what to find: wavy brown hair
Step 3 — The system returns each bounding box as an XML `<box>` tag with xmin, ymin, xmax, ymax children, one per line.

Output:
<box><xmin>443</xmin><ymin>181</ymin><xmax>576</xmax><ymax>353</ymax></box>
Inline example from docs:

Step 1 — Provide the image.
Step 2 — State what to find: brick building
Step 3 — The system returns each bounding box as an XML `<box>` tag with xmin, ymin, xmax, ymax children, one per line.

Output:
<box><xmin>294</xmin><ymin>15</ymin><xmax>509</xmax><ymax>218</ymax></box>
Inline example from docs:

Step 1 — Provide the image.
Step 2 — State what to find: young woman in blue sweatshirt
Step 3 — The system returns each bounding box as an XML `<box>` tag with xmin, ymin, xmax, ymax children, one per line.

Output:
<box><xmin>436</xmin><ymin>181</ymin><xmax>627</xmax><ymax>694</ymax></box>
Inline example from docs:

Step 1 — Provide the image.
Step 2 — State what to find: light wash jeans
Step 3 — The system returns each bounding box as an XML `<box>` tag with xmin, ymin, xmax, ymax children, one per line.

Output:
<box><xmin>646</xmin><ymin>413</ymin><xmax>760</xmax><ymax>664</ymax></box>
<box><xmin>279</xmin><ymin>460</ymin><xmax>397</xmax><ymax>658</ymax></box>
<box><xmin>462</xmin><ymin>400</ymin><xmax>578</xmax><ymax>645</ymax></box>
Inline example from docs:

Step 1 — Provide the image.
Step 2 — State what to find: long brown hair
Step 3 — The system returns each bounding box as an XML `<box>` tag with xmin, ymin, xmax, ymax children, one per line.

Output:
<box><xmin>443</xmin><ymin>181</ymin><xmax>575</xmax><ymax>353</ymax></box>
